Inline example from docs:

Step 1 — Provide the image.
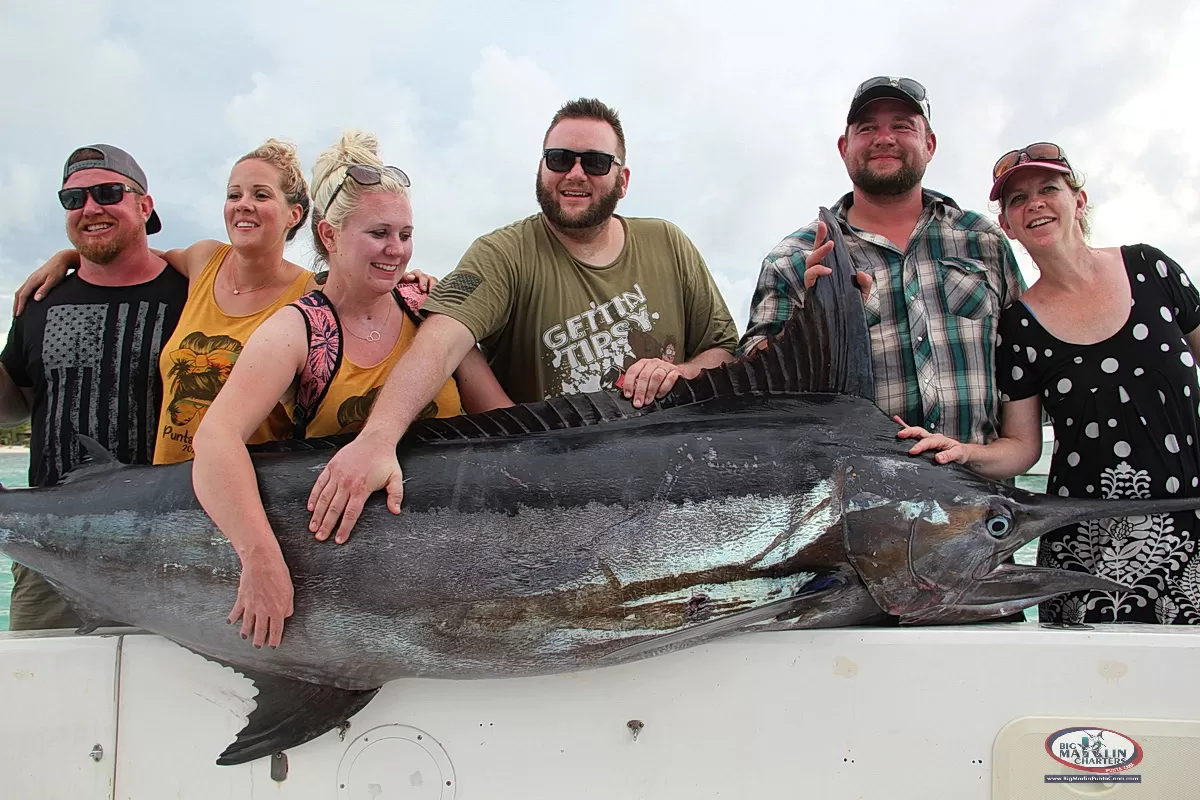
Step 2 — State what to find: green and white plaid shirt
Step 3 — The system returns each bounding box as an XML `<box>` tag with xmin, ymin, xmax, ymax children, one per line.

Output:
<box><xmin>741</xmin><ymin>190</ymin><xmax>1025</xmax><ymax>444</ymax></box>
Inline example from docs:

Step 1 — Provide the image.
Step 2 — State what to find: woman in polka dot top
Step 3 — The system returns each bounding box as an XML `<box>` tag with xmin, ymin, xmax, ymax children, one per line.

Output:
<box><xmin>899</xmin><ymin>143</ymin><xmax>1200</xmax><ymax>625</ymax></box>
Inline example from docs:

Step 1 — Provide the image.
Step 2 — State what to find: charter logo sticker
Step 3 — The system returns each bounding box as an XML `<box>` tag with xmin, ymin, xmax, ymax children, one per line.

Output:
<box><xmin>1045</xmin><ymin>727</ymin><xmax>1143</xmax><ymax>777</ymax></box>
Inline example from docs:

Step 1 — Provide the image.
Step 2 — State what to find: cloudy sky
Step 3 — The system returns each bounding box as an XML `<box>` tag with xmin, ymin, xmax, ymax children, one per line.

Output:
<box><xmin>1</xmin><ymin>0</ymin><xmax>1197</xmax><ymax>342</ymax></box>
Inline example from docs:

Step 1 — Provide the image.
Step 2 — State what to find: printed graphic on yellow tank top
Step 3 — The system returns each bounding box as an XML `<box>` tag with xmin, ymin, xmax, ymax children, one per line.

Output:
<box><xmin>153</xmin><ymin>244</ymin><xmax>310</xmax><ymax>464</ymax></box>
<box><xmin>302</xmin><ymin>312</ymin><xmax>463</xmax><ymax>439</ymax></box>
<box><xmin>163</xmin><ymin>331</ymin><xmax>240</xmax><ymax>427</ymax></box>
<box><xmin>332</xmin><ymin>388</ymin><xmax>440</xmax><ymax>435</ymax></box>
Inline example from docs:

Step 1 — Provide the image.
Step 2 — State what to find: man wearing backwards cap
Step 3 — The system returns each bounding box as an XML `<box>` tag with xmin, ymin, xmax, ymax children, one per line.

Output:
<box><xmin>743</xmin><ymin>76</ymin><xmax>1025</xmax><ymax>448</ymax></box>
<box><xmin>0</xmin><ymin>144</ymin><xmax>187</xmax><ymax>630</ymax></box>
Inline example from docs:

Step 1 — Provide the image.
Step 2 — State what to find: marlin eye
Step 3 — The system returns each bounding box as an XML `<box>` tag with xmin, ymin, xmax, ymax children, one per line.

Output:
<box><xmin>986</xmin><ymin>515</ymin><xmax>1012</xmax><ymax>537</ymax></box>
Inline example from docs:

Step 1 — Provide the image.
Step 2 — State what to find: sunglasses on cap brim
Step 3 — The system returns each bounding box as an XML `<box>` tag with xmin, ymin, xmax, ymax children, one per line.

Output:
<box><xmin>992</xmin><ymin>143</ymin><xmax>1071</xmax><ymax>181</ymax></box>
<box><xmin>323</xmin><ymin>164</ymin><xmax>412</xmax><ymax>217</ymax></box>
<box><xmin>58</xmin><ymin>182</ymin><xmax>144</xmax><ymax>210</ymax></box>
<box><xmin>542</xmin><ymin>148</ymin><xmax>623</xmax><ymax>177</ymax></box>
<box><xmin>853</xmin><ymin>76</ymin><xmax>928</xmax><ymax>102</ymax></box>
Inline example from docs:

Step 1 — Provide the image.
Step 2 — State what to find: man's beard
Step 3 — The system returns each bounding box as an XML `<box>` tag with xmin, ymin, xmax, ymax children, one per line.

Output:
<box><xmin>67</xmin><ymin>219</ymin><xmax>137</xmax><ymax>265</ymax></box>
<box><xmin>848</xmin><ymin>154</ymin><xmax>925</xmax><ymax>197</ymax></box>
<box><xmin>535</xmin><ymin>172</ymin><xmax>622</xmax><ymax>230</ymax></box>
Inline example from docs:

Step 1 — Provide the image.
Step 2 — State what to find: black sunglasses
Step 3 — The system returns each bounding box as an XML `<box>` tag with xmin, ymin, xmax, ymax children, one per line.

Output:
<box><xmin>323</xmin><ymin>164</ymin><xmax>412</xmax><ymax>217</ymax></box>
<box><xmin>58</xmin><ymin>182</ymin><xmax>143</xmax><ymax>211</ymax></box>
<box><xmin>542</xmin><ymin>148</ymin><xmax>623</xmax><ymax>177</ymax></box>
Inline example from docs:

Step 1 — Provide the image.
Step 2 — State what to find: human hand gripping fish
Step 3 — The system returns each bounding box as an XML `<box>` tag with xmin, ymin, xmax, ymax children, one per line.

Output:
<box><xmin>307</xmin><ymin>432</ymin><xmax>406</xmax><ymax>543</ymax></box>
<box><xmin>896</xmin><ymin>417</ymin><xmax>974</xmax><ymax>465</ymax></box>
<box><xmin>228</xmin><ymin>545</ymin><xmax>295</xmax><ymax>649</ymax></box>
<box><xmin>895</xmin><ymin>399</ymin><xmax>1045</xmax><ymax>482</ymax></box>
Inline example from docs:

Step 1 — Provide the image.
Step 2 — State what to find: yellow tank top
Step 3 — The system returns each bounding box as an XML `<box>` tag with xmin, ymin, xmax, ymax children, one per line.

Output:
<box><xmin>153</xmin><ymin>245</ymin><xmax>311</xmax><ymax>464</ymax></box>
<box><xmin>303</xmin><ymin>301</ymin><xmax>463</xmax><ymax>438</ymax></box>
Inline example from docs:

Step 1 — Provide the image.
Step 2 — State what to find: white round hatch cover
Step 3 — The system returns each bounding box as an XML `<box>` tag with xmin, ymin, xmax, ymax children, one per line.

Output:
<box><xmin>336</xmin><ymin>724</ymin><xmax>456</xmax><ymax>799</ymax></box>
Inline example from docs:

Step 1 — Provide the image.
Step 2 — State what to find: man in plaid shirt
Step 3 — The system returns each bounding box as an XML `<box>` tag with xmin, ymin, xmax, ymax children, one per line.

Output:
<box><xmin>742</xmin><ymin>77</ymin><xmax>1025</xmax><ymax>445</ymax></box>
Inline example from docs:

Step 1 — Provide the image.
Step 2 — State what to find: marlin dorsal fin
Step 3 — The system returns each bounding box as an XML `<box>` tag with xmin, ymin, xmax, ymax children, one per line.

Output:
<box><xmin>57</xmin><ymin>434</ymin><xmax>123</xmax><ymax>485</ymax></box>
<box><xmin>661</xmin><ymin>206</ymin><xmax>874</xmax><ymax>406</ymax></box>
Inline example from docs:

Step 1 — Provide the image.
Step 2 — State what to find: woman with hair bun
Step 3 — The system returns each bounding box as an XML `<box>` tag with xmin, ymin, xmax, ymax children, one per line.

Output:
<box><xmin>15</xmin><ymin>138</ymin><xmax>439</xmax><ymax>464</ymax></box>
<box><xmin>149</xmin><ymin>139</ymin><xmax>315</xmax><ymax>463</ymax></box>
<box><xmin>191</xmin><ymin>130</ymin><xmax>511</xmax><ymax>649</ymax></box>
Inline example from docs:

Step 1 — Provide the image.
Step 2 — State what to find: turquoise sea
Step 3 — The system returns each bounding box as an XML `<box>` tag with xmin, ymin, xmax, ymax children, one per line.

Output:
<box><xmin>0</xmin><ymin>450</ymin><xmax>29</xmax><ymax>632</ymax></box>
<box><xmin>0</xmin><ymin>449</ymin><xmax>1047</xmax><ymax>633</ymax></box>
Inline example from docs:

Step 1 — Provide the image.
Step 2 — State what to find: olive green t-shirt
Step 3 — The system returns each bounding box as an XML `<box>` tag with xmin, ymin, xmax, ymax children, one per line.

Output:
<box><xmin>424</xmin><ymin>214</ymin><xmax>738</xmax><ymax>403</ymax></box>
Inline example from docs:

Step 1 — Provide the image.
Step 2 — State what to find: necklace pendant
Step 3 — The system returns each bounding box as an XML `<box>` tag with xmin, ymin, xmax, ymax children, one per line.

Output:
<box><xmin>232</xmin><ymin>288</ymin><xmax>240</xmax><ymax>295</ymax></box>
<box><xmin>367</xmin><ymin>331</ymin><xmax>381</xmax><ymax>342</ymax></box>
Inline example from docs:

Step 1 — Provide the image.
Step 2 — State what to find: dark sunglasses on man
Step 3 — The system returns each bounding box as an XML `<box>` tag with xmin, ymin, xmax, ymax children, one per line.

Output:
<box><xmin>324</xmin><ymin>164</ymin><xmax>412</xmax><ymax>216</ymax></box>
<box><xmin>542</xmin><ymin>148</ymin><xmax>623</xmax><ymax>177</ymax></box>
<box><xmin>58</xmin><ymin>182</ymin><xmax>144</xmax><ymax>211</ymax></box>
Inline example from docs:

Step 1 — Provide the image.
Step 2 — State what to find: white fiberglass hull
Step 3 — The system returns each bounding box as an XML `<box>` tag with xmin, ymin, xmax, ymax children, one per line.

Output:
<box><xmin>1</xmin><ymin>623</ymin><xmax>1198</xmax><ymax>798</ymax></box>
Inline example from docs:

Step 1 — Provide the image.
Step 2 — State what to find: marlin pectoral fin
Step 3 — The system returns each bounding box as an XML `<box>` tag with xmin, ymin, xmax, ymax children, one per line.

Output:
<box><xmin>213</xmin><ymin>664</ymin><xmax>378</xmax><ymax>766</ymax></box>
<box><xmin>599</xmin><ymin>572</ymin><xmax>850</xmax><ymax>664</ymax></box>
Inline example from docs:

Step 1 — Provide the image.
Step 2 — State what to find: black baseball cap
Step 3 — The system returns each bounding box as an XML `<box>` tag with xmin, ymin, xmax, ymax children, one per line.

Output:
<box><xmin>62</xmin><ymin>144</ymin><xmax>162</xmax><ymax>234</ymax></box>
<box><xmin>846</xmin><ymin>77</ymin><xmax>931</xmax><ymax>125</ymax></box>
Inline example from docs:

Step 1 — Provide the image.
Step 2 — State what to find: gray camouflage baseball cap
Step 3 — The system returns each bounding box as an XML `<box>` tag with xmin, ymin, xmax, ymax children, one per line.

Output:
<box><xmin>62</xmin><ymin>144</ymin><xmax>162</xmax><ymax>234</ymax></box>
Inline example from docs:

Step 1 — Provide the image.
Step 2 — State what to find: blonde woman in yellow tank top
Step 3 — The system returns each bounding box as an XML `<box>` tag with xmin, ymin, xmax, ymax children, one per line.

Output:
<box><xmin>191</xmin><ymin>130</ymin><xmax>512</xmax><ymax>648</ymax></box>
<box><xmin>13</xmin><ymin>139</ymin><xmax>439</xmax><ymax>465</ymax></box>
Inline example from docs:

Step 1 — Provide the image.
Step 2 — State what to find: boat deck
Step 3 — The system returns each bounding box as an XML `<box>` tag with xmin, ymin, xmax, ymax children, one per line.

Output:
<box><xmin>1</xmin><ymin>623</ymin><xmax>1196</xmax><ymax>798</ymax></box>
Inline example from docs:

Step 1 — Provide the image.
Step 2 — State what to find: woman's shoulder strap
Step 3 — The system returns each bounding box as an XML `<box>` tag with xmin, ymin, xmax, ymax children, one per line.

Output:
<box><xmin>290</xmin><ymin>290</ymin><xmax>343</xmax><ymax>440</ymax></box>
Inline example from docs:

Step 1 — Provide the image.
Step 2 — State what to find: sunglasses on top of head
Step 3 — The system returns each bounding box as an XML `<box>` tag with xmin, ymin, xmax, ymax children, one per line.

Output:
<box><xmin>323</xmin><ymin>164</ymin><xmax>412</xmax><ymax>216</ymax></box>
<box><xmin>58</xmin><ymin>182</ymin><xmax>144</xmax><ymax>211</ymax></box>
<box><xmin>542</xmin><ymin>148</ymin><xmax>623</xmax><ymax>177</ymax></box>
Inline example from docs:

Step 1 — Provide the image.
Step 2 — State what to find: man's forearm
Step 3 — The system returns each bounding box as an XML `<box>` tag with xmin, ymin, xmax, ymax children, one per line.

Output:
<box><xmin>360</xmin><ymin>315</ymin><xmax>477</xmax><ymax>445</ymax></box>
<box><xmin>683</xmin><ymin>347</ymin><xmax>736</xmax><ymax>371</ymax></box>
<box><xmin>0</xmin><ymin>366</ymin><xmax>30</xmax><ymax>426</ymax></box>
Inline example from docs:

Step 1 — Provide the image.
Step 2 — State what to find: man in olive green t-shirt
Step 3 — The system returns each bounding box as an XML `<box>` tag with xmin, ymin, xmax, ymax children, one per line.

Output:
<box><xmin>306</xmin><ymin>97</ymin><xmax>739</xmax><ymax>543</ymax></box>
<box><xmin>422</xmin><ymin>211</ymin><xmax>736</xmax><ymax>404</ymax></box>
<box><xmin>422</xmin><ymin>99</ymin><xmax>737</xmax><ymax>405</ymax></box>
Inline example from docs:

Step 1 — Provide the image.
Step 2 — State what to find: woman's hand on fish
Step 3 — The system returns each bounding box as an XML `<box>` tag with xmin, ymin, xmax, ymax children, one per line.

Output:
<box><xmin>308</xmin><ymin>433</ymin><xmax>406</xmax><ymax>543</ymax></box>
<box><xmin>400</xmin><ymin>269</ymin><xmax>437</xmax><ymax>293</ymax></box>
<box><xmin>894</xmin><ymin>415</ymin><xmax>972</xmax><ymax>465</ymax></box>
<box><xmin>230</xmin><ymin>550</ymin><xmax>294</xmax><ymax>649</ymax></box>
<box><xmin>802</xmin><ymin>221</ymin><xmax>873</xmax><ymax>301</ymax></box>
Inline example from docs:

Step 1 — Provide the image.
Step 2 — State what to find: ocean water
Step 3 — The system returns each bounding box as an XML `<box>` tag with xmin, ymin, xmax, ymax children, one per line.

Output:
<box><xmin>0</xmin><ymin>450</ymin><xmax>29</xmax><ymax>632</ymax></box>
<box><xmin>0</xmin><ymin>449</ymin><xmax>1048</xmax><ymax>633</ymax></box>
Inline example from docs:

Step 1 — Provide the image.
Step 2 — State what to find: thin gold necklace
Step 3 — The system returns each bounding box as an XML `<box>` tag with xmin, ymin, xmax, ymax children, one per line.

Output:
<box><xmin>229</xmin><ymin>264</ymin><xmax>279</xmax><ymax>295</ymax></box>
<box><xmin>343</xmin><ymin>300</ymin><xmax>394</xmax><ymax>343</ymax></box>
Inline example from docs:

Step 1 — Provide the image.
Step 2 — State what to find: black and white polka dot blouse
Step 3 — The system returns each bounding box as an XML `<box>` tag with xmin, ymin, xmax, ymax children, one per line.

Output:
<box><xmin>998</xmin><ymin>244</ymin><xmax>1200</xmax><ymax>624</ymax></box>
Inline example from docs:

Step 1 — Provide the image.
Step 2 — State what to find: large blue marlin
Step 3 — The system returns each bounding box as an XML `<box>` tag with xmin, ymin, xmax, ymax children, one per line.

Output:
<box><xmin>0</xmin><ymin>209</ymin><xmax>1186</xmax><ymax>765</ymax></box>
